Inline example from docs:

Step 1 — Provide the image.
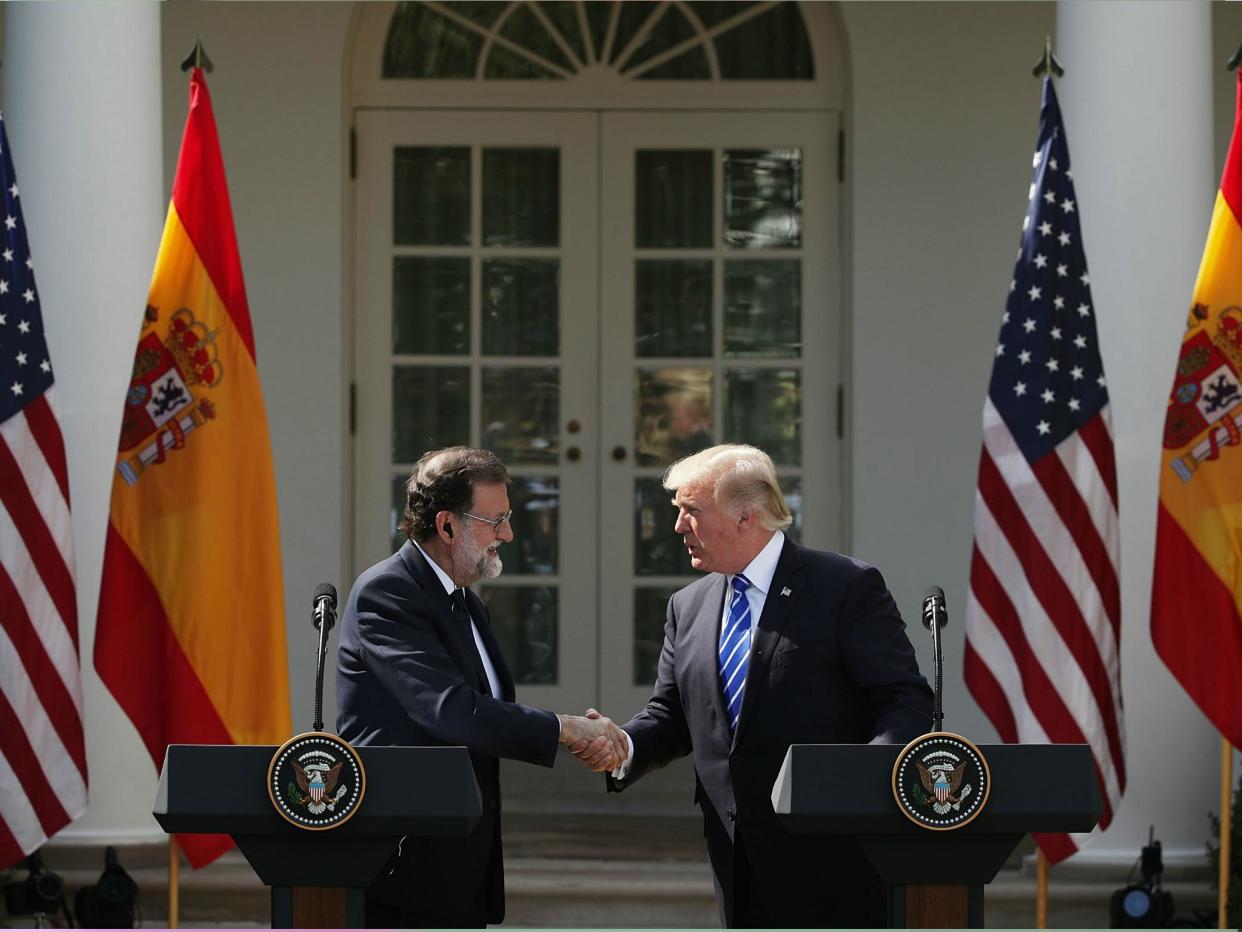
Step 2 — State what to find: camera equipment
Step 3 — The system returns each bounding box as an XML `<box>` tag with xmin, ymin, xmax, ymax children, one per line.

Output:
<box><xmin>3</xmin><ymin>849</ymin><xmax>71</xmax><ymax>926</ymax></box>
<box><xmin>1109</xmin><ymin>827</ymin><xmax>1175</xmax><ymax>928</ymax></box>
<box><xmin>73</xmin><ymin>846</ymin><xmax>138</xmax><ymax>928</ymax></box>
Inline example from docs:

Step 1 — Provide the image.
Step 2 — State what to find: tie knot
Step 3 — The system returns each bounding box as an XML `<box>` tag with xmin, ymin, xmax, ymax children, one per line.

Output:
<box><xmin>732</xmin><ymin>574</ymin><xmax>751</xmax><ymax>594</ymax></box>
<box><xmin>451</xmin><ymin>588</ymin><xmax>469</xmax><ymax>613</ymax></box>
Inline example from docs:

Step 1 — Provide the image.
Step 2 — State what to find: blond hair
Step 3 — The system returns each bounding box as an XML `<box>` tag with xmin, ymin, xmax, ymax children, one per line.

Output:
<box><xmin>663</xmin><ymin>444</ymin><xmax>792</xmax><ymax>531</ymax></box>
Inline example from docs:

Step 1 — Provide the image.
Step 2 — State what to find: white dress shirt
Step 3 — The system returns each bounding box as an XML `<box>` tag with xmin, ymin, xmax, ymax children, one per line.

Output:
<box><xmin>415</xmin><ymin>541</ymin><xmax>503</xmax><ymax>698</ymax></box>
<box><xmin>615</xmin><ymin>531</ymin><xmax>787</xmax><ymax>777</ymax></box>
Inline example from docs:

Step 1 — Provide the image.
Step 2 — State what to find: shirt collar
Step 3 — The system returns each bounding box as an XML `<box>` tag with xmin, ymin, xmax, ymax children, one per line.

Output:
<box><xmin>733</xmin><ymin>530</ymin><xmax>785</xmax><ymax>596</ymax></box>
<box><xmin>414</xmin><ymin>540</ymin><xmax>457</xmax><ymax>597</ymax></box>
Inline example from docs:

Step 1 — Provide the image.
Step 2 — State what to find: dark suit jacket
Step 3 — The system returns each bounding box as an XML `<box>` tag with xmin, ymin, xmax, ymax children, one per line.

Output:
<box><xmin>612</xmin><ymin>537</ymin><xmax>933</xmax><ymax>928</ymax></box>
<box><xmin>336</xmin><ymin>541</ymin><xmax>559</xmax><ymax>923</ymax></box>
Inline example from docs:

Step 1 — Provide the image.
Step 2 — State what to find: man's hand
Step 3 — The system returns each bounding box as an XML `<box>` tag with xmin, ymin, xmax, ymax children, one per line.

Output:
<box><xmin>558</xmin><ymin>709</ymin><xmax>628</xmax><ymax>772</ymax></box>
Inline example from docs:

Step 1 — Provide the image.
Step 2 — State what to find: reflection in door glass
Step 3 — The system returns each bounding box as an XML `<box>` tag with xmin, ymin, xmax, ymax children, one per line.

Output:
<box><xmin>485</xmin><ymin>585</ymin><xmax>558</xmax><ymax>684</ymax></box>
<box><xmin>482</xmin><ymin>366</ymin><xmax>560</xmax><ymax>464</ymax></box>
<box><xmin>635</xmin><ymin>367</ymin><xmax>713</xmax><ymax>466</ymax></box>
<box><xmin>635</xmin><ymin>151</ymin><xmax>713</xmax><ymax>248</ymax></box>
<box><xmin>723</xmin><ymin>148</ymin><xmax>802</xmax><ymax>249</ymax></box>
<box><xmin>393</xmin><ymin>256</ymin><xmax>470</xmax><ymax>355</ymax></box>
<box><xmin>635</xmin><ymin>260</ymin><xmax>712</xmax><ymax>358</ymax></box>
<box><xmin>723</xmin><ymin>368</ymin><xmax>801</xmax><ymax>466</ymax></box>
<box><xmin>507</xmin><ymin>477</ymin><xmax>559</xmax><ymax>575</ymax></box>
<box><xmin>482</xmin><ymin>259</ymin><xmax>560</xmax><ymax>356</ymax></box>
<box><xmin>392</xmin><ymin>366</ymin><xmax>470</xmax><ymax>462</ymax></box>
<box><xmin>634</xmin><ymin>478</ymin><xmax>691</xmax><ymax>575</ymax></box>
<box><xmin>723</xmin><ymin>259</ymin><xmax>801</xmax><ymax>358</ymax></box>
<box><xmin>633</xmin><ymin>586</ymin><xmax>678</xmax><ymax>686</ymax></box>
<box><xmin>394</xmin><ymin>147</ymin><xmax>471</xmax><ymax>246</ymax></box>
<box><xmin>482</xmin><ymin>148</ymin><xmax>560</xmax><ymax>247</ymax></box>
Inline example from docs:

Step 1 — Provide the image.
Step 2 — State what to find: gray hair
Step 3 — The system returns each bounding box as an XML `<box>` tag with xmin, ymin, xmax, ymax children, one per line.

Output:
<box><xmin>663</xmin><ymin>444</ymin><xmax>792</xmax><ymax>531</ymax></box>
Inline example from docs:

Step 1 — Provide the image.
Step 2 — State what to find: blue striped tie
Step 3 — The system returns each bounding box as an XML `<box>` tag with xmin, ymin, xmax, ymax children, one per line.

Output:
<box><xmin>719</xmin><ymin>574</ymin><xmax>752</xmax><ymax>734</ymax></box>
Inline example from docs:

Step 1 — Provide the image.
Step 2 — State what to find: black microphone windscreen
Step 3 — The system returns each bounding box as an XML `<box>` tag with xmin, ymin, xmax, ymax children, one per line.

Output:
<box><xmin>922</xmin><ymin>585</ymin><xmax>945</xmax><ymax>605</ymax></box>
<box><xmin>313</xmin><ymin>582</ymin><xmax>338</xmax><ymax>608</ymax></box>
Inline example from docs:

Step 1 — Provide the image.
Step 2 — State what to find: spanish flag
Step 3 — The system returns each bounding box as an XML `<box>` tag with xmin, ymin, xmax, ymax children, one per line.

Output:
<box><xmin>95</xmin><ymin>68</ymin><xmax>291</xmax><ymax>867</ymax></box>
<box><xmin>1152</xmin><ymin>71</ymin><xmax>1242</xmax><ymax>749</ymax></box>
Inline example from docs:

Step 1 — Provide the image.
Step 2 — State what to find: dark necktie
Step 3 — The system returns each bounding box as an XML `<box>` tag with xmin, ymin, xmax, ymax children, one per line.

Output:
<box><xmin>451</xmin><ymin>588</ymin><xmax>492</xmax><ymax>696</ymax></box>
<box><xmin>719</xmin><ymin>574</ymin><xmax>752</xmax><ymax>733</ymax></box>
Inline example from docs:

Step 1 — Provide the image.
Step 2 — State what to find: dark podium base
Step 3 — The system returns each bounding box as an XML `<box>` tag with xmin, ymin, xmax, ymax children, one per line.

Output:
<box><xmin>890</xmin><ymin>883</ymin><xmax>983</xmax><ymax>928</ymax></box>
<box><xmin>271</xmin><ymin>886</ymin><xmax>365</xmax><ymax>928</ymax></box>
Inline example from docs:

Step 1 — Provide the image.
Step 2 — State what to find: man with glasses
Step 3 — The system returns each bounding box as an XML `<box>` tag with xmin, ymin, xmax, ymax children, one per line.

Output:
<box><xmin>337</xmin><ymin>446</ymin><xmax>627</xmax><ymax>928</ymax></box>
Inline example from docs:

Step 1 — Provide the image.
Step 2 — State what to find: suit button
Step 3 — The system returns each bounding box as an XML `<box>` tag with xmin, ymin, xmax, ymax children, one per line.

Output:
<box><xmin>726</xmin><ymin>808</ymin><xmax>736</xmax><ymax>822</ymax></box>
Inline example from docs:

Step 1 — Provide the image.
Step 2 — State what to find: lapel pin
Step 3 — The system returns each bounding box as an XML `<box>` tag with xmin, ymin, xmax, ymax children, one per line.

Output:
<box><xmin>781</xmin><ymin>587</ymin><xmax>792</xmax><ymax>597</ymax></box>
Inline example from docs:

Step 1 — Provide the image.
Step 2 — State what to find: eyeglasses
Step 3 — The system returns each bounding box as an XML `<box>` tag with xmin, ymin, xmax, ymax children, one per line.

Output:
<box><xmin>460</xmin><ymin>510</ymin><xmax>513</xmax><ymax>534</ymax></box>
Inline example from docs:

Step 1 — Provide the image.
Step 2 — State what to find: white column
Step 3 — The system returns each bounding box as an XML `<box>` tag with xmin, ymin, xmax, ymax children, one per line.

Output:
<box><xmin>1057</xmin><ymin>0</ymin><xmax>1218</xmax><ymax>866</ymax></box>
<box><xmin>5</xmin><ymin>3</ymin><xmax>165</xmax><ymax>843</ymax></box>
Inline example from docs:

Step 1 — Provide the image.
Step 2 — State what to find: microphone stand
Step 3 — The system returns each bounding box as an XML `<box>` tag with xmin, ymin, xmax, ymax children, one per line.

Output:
<box><xmin>930</xmin><ymin>608</ymin><xmax>944</xmax><ymax>733</ymax></box>
<box><xmin>313</xmin><ymin>608</ymin><xmax>330</xmax><ymax>732</ymax></box>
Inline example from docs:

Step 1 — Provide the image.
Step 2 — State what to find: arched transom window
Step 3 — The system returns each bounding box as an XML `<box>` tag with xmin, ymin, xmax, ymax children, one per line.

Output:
<box><xmin>382</xmin><ymin>0</ymin><xmax>814</xmax><ymax>82</ymax></box>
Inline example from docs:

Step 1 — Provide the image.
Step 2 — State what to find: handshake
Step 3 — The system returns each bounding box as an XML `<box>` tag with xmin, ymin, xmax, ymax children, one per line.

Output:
<box><xmin>556</xmin><ymin>709</ymin><xmax>629</xmax><ymax>773</ymax></box>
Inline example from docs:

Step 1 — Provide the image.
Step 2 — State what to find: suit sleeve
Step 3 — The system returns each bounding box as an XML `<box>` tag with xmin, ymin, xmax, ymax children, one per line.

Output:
<box><xmin>609</xmin><ymin>595</ymin><xmax>694</xmax><ymax>791</ymax></box>
<box><xmin>838</xmin><ymin>565</ymin><xmax>934</xmax><ymax>744</ymax></box>
<box><xmin>354</xmin><ymin>574</ymin><xmax>560</xmax><ymax>766</ymax></box>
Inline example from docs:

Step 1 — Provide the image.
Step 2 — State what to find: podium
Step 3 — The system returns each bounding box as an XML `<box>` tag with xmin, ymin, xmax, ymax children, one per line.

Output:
<box><xmin>154</xmin><ymin>744</ymin><xmax>482</xmax><ymax>928</ymax></box>
<box><xmin>772</xmin><ymin>743</ymin><xmax>1102</xmax><ymax>929</ymax></box>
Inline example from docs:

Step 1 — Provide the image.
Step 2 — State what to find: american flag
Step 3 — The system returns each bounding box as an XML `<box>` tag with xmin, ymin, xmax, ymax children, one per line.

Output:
<box><xmin>963</xmin><ymin>78</ymin><xmax>1124</xmax><ymax>864</ymax></box>
<box><xmin>0</xmin><ymin>112</ymin><xmax>86</xmax><ymax>868</ymax></box>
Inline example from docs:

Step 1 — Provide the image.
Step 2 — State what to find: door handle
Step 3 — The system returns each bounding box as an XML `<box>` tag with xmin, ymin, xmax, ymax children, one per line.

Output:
<box><xmin>612</xmin><ymin>446</ymin><xmax>627</xmax><ymax>462</ymax></box>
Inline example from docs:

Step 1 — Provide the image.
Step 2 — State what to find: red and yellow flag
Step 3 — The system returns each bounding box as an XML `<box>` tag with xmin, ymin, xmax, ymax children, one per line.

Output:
<box><xmin>94</xmin><ymin>68</ymin><xmax>291</xmax><ymax>867</ymax></box>
<box><xmin>1152</xmin><ymin>71</ymin><xmax>1242</xmax><ymax>749</ymax></box>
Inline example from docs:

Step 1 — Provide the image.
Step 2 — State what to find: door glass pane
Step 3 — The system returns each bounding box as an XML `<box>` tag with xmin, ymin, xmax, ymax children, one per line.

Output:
<box><xmin>485</xmin><ymin>44</ymin><xmax>561</xmax><ymax>79</ymax></box>
<box><xmin>634</xmin><ymin>586</ymin><xmax>678</xmax><ymax>686</ymax></box>
<box><xmin>482</xmin><ymin>259</ymin><xmax>560</xmax><ymax>356</ymax></box>
<box><xmin>780</xmin><ymin>475</ymin><xmax>804</xmax><ymax>542</ymax></box>
<box><xmin>723</xmin><ymin>148</ymin><xmax>802</xmax><ymax>249</ymax></box>
<box><xmin>634</xmin><ymin>477</ymin><xmax>691</xmax><ymax>575</ymax></box>
<box><xmin>539</xmin><ymin>2</ymin><xmax>588</xmax><ymax>64</ymax></box>
<box><xmin>714</xmin><ymin>3</ymin><xmax>814</xmax><ymax>80</ymax></box>
<box><xmin>383</xmin><ymin>4</ymin><xmax>483</xmax><ymax>78</ymax></box>
<box><xmin>723</xmin><ymin>368</ymin><xmax>800</xmax><ymax>466</ymax></box>
<box><xmin>393</xmin><ymin>365</ymin><xmax>470</xmax><ymax>462</ymax></box>
<box><xmin>390</xmin><ymin>473</ymin><xmax>411</xmax><ymax>553</ymax></box>
<box><xmin>498</xmin><ymin>4</ymin><xmax>573</xmax><ymax>71</ymax></box>
<box><xmin>611</xmin><ymin>2</ymin><xmax>661</xmax><ymax>64</ymax></box>
<box><xmin>635</xmin><ymin>151</ymin><xmax>713</xmax><ymax>248</ymax></box>
<box><xmin>724</xmin><ymin>259</ymin><xmax>801</xmax><ymax>357</ymax></box>
<box><xmin>483</xmin><ymin>148</ymin><xmax>560</xmax><ymax>247</ymax></box>
<box><xmin>486</xmin><ymin>586</ymin><xmax>558</xmax><ymax>684</ymax></box>
<box><xmin>635</xmin><ymin>367</ymin><xmax>713</xmax><ymax>466</ymax></box>
<box><xmin>624</xmin><ymin>6</ymin><xmax>697</xmax><ymax>71</ymax></box>
<box><xmin>508</xmin><ymin>476</ymin><xmax>559</xmax><ymax>575</ymax></box>
<box><xmin>635</xmin><ymin>260</ymin><xmax>712</xmax><ymax>357</ymax></box>
<box><xmin>394</xmin><ymin>256</ymin><xmax>470</xmax><ymax>355</ymax></box>
<box><xmin>394</xmin><ymin>147</ymin><xmax>470</xmax><ymax>246</ymax></box>
<box><xmin>482</xmin><ymin>366</ymin><xmax>560</xmax><ymax>464</ymax></box>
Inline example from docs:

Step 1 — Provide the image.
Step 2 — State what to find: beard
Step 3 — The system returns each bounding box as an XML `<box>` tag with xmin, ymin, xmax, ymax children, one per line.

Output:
<box><xmin>457</xmin><ymin>533</ymin><xmax>503</xmax><ymax>584</ymax></box>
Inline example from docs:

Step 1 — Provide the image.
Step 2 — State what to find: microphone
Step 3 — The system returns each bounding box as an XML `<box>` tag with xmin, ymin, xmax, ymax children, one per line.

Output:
<box><xmin>313</xmin><ymin>583</ymin><xmax>337</xmax><ymax>632</ymax></box>
<box><xmin>921</xmin><ymin>585</ymin><xmax>948</xmax><ymax>631</ymax></box>
<box><xmin>920</xmin><ymin>585</ymin><xmax>947</xmax><ymax>733</ymax></box>
<box><xmin>311</xmin><ymin>582</ymin><xmax>338</xmax><ymax>732</ymax></box>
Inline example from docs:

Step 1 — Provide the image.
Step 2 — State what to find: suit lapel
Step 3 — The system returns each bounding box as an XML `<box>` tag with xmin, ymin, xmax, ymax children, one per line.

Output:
<box><xmin>691</xmin><ymin>575</ymin><xmax>733</xmax><ymax>739</ymax></box>
<box><xmin>731</xmin><ymin>538</ymin><xmax>803</xmax><ymax>750</ymax></box>
<box><xmin>399</xmin><ymin>542</ymin><xmax>489</xmax><ymax>694</ymax></box>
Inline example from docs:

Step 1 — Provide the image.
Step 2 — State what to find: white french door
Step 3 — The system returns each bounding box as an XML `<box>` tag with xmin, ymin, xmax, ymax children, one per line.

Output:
<box><xmin>353</xmin><ymin>107</ymin><xmax>840</xmax><ymax>716</ymax></box>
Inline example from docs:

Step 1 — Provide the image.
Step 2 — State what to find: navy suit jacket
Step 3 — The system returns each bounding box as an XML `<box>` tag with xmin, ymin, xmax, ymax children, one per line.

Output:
<box><xmin>336</xmin><ymin>541</ymin><xmax>559</xmax><ymax>922</ymax></box>
<box><xmin>612</xmin><ymin>538</ymin><xmax>934</xmax><ymax>927</ymax></box>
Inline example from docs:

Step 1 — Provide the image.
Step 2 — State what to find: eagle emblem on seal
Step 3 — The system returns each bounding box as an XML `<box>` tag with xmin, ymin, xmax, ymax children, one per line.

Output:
<box><xmin>916</xmin><ymin>760</ymin><xmax>974</xmax><ymax>815</ymax></box>
<box><xmin>291</xmin><ymin>760</ymin><xmax>347</xmax><ymax>815</ymax></box>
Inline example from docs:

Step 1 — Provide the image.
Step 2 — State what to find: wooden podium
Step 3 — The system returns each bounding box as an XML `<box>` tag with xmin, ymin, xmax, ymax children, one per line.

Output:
<box><xmin>154</xmin><ymin>744</ymin><xmax>481</xmax><ymax>928</ymax></box>
<box><xmin>772</xmin><ymin>743</ymin><xmax>1102</xmax><ymax>928</ymax></box>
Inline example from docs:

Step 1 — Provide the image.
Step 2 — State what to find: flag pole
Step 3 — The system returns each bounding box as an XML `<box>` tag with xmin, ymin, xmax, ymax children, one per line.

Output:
<box><xmin>168</xmin><ymin>837</ymin><xmax>180</xmax><ymax>928</ymax></box>
<box><xmin>1029</xmin><ymin>48</ymin><xmax>1058</xmax><ymax>932</ymax></box>
<box><xmin>1035</xmin><ymin>849</ymin><xmax>1048</xmax><ymax>928</ymax></box>
<box><xmin>1221</xmin><ymin>738</ymin><xmax>1232</xmax><ymax>931</ymax></box>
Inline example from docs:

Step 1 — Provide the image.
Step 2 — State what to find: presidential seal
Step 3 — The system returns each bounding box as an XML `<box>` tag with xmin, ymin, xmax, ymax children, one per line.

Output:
<box><xmin>267</xmin><ymin>732</ymin><xmax>365</xmax><ymax>830</ymax></box>
<box><xmin>892</xmin><ymin>732</ymin><xmax>990</xmax><ymax>831</ymax></box>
